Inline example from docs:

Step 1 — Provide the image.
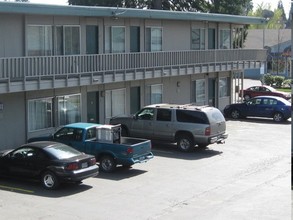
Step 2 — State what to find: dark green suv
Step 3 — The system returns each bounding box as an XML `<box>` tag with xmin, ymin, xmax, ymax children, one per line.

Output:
<box><xmin>110</xmin><ymin>104</ymin><xmax>228</xmax><ymax>151</ymax></box>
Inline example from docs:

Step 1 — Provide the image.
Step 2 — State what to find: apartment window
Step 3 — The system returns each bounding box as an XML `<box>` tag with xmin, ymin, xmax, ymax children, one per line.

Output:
<box><xmin>28</xmin><ymin>98</ymin><xmax>53</xmax><ymax>131</ymax></box>
<box><xmin>220</xmin><ymin>29</ymin><xmax>231</xmax><ymax>49</ymax></box>
<box><xmin>151</xmin><ymin>84</ymin><xmax>163</xmax><ymax>104</ymax></box>
<box><xmin>105</xmin><ymin>26</ymin><xmax>126</xmax><ymax>53</ymax></box>
<box><xmin>57</xmin><ymin>94</ymin><xmax>81</xmax><ymax>126</ymax></box>
<box><xmin>105</xmin><ymin>89</ymin><xmax>126</xmax><ymax>118</ymax></box>
<box><xmin>112</xmin><ymin>27</ymin><xmax>125</xmax><ymax>53</ymax></box>
<box><xmin>219</xmin><ymin>77</ymin><xmax>230</xmax><ymax>97</ymax></box>
<box><xmin>55</xmin><ymin>26</ymin><xmax>80</xmax><ymax>55</ymax></box>
<box><xmin>194</xmin><ymin>79</ymin><xmax>205</xmax><ymax>103</ymax></box>
<box><xmin>145</xmin><ymin>27</ymin><xmax>162</xmax><ymax>52</ymax></box>
<box><xmin>27</xmin><ymin>25</ymin><xmax>52</xmax><ymax>56</ymax></box>
<box><xmin>191</xmin><ymin>28</ymin><xmax>205</xmax><ymax>50</ymax></box>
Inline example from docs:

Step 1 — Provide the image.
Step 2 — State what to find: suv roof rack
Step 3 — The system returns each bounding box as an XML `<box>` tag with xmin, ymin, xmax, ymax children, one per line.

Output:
<box><xmin>147</xmin><ymin>103</ymin><xmax>210</xmax><ymax>110</ymax></box>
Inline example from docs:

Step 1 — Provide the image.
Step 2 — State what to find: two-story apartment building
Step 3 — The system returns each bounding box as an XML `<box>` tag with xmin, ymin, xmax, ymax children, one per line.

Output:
<box><xmin>0</xmin><ymin>2</ymin><xmax>267</xmax><ymax>149</ymax></box>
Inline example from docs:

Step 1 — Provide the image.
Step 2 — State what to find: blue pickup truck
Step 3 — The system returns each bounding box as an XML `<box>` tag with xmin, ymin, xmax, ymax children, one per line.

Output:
<box><xmin>28</xmin><ymin>123</ymin><xmax>153</xmax><ymax>172</ymax></box>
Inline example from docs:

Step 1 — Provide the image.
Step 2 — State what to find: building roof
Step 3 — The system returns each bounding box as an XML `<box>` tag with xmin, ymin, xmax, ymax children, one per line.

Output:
<box><xmin>0</xmin><ymin>2</ymin><xmax>266</xmax><ymax>25</ymax></box>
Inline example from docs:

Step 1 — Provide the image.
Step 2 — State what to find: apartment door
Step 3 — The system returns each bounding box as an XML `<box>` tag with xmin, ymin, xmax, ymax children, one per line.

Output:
<box><xmin>208</xmin><ymin>28</ymin><xmax>216</xmax><ymax>49</ymax></box>
<box><xmin>87</xmin><ymin>92</ymin><xmax>99</xmax><ymax>123</ymax></box>
<box><xmin>86</xmin><ymin>25</ymin><xmax>99</xmax><ymax>54</ymax></box>
<box><xmin>208</xmin><ymin>78</ymin><xmax>216</xmax><ymax>107</ymax></box>
<box><xmin>130</xmin><ymin>87</ymin><xmax>140</xmax><ymax>114</ymax></box>
<box><xmin>130</xmin><ymin>26</ymin><xmax>140</xmax><ymax>52</ymax></box>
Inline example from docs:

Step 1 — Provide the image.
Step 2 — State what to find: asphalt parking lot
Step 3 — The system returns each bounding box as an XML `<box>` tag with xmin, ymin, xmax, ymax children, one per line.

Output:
<box><xmin>0</xmin><ymin>117</ymin><xmax>291</xmax><ymax>220</ymax></box>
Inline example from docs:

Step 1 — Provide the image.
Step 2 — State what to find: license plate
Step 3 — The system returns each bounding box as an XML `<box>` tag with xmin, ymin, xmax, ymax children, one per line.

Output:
<box><xmin>139</xmin><ymin>156</ymin><xmax>145</xmax><ymax>161</ymax></box>
<box><xmin>81</xmin><ymin>162</ymin><xmax>88</xmax><ymax>168</ymax></box>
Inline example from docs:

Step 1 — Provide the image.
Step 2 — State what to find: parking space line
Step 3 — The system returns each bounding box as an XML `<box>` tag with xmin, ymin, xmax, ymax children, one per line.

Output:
<box><xmin>0</xmin><ymin>185</ymin><xmax>34</xmax><ymax>194</ymax></box>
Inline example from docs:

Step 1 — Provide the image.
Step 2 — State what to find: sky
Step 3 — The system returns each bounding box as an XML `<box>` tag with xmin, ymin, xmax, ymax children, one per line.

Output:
<box><xmin>7</xmin><ymin>0</ymin><xmax>293</xmax><ymax>18</ymax></box>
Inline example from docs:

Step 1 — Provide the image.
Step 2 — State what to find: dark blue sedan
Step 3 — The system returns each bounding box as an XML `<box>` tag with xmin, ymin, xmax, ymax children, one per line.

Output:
<box><xmin>224</xmin><ymin>96</ymin><xmax>291</xmax><ymax>122</ymax></box>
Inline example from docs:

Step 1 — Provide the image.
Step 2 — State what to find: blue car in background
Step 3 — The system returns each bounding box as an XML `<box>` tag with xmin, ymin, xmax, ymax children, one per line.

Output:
<box><xmin>224</xmin><ymin>96</ymin><xmax>291</xmax><ymax>122</ymax></box>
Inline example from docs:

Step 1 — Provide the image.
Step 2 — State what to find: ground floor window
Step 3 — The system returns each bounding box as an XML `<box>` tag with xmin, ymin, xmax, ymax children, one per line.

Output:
<box><xmin>151</xmin><ymin>84</ymin><xmax>163</xmax><ymax>104</ymax></box>
<box><xmin>57</xmin><ymin>94</ymin><xmax>81</xmax><ymax>126</ymax></box>
<box><xmin>28</xmin><ymin>94</ymin><xmax>82</xmax><ymax>131</ymax></box>
<box><xmin>105</xmin><ymin>88</ymin><xmax>126</xmax><ymax>119</ymax></box>
<box><xmin>28</xmin><ymin>98</ymin><xmax>53</xmax><ymax>131</ymax></box>
<box><xmin>194</xmin><ymin>79</ymin><xmax>206</xmax><ymax>104</ymax></box>
<box><xmin>219</xmin><ymin>77</ymin><xmax>230</xmax><ymax>97</ymax></box>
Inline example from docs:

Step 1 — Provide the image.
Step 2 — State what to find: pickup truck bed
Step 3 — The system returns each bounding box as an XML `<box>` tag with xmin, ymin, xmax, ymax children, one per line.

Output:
<box><xmin>28</xmin><ymin>123</ymin><xmax>153</xmax><ymax>172</ymax></box>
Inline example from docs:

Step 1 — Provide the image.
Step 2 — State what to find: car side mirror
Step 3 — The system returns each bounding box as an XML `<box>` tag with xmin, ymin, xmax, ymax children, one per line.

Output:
<box><xmin>133</xmin><ymin>114</ymin><xmax>137</xmax><ymax>120</ymax></box>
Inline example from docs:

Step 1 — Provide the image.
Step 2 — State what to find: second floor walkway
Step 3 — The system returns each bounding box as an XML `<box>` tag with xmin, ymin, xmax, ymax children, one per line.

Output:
<box><xmin>0</xmin><ymin>49</ymin><xmax>267</xmax><ymax>93</ymax></box>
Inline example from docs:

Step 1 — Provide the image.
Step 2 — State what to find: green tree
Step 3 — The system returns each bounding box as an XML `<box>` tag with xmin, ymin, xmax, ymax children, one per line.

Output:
<box><xmin>205</xmin><ymin>0</ymin><xmax>252</xmax><ymax>15</ymax></box>
<box><xmin>248</xmin><ymin>3</ymin><xmax>285</xmax><ymax>29</ymax></box>
<box><xmin>68</xmin><ymin>0</ymin><xmax>250</xmax><ymax>13</ymax></box>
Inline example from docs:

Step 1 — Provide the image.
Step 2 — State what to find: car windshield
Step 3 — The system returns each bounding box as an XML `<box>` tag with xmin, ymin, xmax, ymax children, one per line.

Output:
<box><xmin>45</xmin><ymin>144</ymin><xmax>82</xmax><ymax>159</ymax></box>
<box><xmin>265</xmin><ymin>86</ymin><xmax>276</xmax><ymax>92</ymax></box>
<box><xmin>281</xmin><ymin>99</ymin><xmax>291</xmax><ymax>105</ymax></box>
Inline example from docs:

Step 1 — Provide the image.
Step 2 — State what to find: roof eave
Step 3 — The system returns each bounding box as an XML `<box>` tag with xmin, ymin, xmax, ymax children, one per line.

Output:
<box><xmin>0</xmin><ymin>2</ymin><xmax>266</xmax><ymax>25</ymax></box>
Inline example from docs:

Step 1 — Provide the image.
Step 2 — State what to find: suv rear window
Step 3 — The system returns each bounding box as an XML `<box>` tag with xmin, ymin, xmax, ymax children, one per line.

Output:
<box><xmin>176</xmin><ymin>110</ymin><xmax>209</xmax><ymax>124</ymax></box>
<box><xmin>205</xmin><ymin>109</ymin><xmax>225</xmax><ymax>123</ymax></box>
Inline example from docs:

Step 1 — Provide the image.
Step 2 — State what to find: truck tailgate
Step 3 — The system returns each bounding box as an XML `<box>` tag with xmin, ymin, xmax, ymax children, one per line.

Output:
<box><xmin>120</xmin><ymin>137</ymin><xmax>152</xmax><ymax>157</ymax></box>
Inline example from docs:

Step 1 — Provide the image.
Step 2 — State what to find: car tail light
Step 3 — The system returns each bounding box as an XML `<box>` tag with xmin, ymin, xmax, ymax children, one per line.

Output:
<box><xmin>65</xmin><ymin>162</ymin><xmax>79</xmax><ymax>171</ymax></box>
<box><xmin>127</xmin><ymin>147</ymin><xmax>133</xmax><ymax>155</ymax></box>
<box><xmin>89</xmin><ymin>158</ymin><xmax>96</xmax><ymax>166</ymax></box>
<box><xmin>205</xmin><ymin>127</ymin><xmax>211</xmax><ymax>136</ymax></box>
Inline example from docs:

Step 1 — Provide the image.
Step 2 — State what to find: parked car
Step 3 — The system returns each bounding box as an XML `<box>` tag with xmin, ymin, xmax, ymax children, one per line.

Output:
<box><xmin>240</xmin><ymin>85</ymin><xmax>291</xmax><ymax>101</ymax></box>
<box><xmin>28</xmin><ymin>123</ymin><xmax>153</xmax><ymax>172</ymax></box>
<box><xmin>110</xmin><ymin>104</ymin><xmax>228</xmax><ymax>152</ymax></box>
<box><xmin>0</xmin><ymin>141</ymin><xmax>99</xmax><ymax>189</ymax></box>
<box><xmin>223</xmin><ymin>96</ymin><xmax>291</xmax><ymax>122</ymax></box>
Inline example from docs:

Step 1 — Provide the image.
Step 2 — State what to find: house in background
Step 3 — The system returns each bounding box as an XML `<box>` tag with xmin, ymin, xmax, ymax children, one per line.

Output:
<box><xmin>0</xmin><ymin>2</ymin><xmax>266</xmax><ymax>149</ymax></box>
<box><xmin>244</xmin><ymin>29</ymin><xmax>291</xmax><ymax>79</ymax></box>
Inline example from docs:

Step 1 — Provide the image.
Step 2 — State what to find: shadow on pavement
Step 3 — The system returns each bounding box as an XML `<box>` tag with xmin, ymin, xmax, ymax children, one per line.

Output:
<box><xmin>151</xmin><ymin>142</ymin><xmax>223</xmax><ymax>160</ymax></box>
<box><xmin>0</xmin><ymin>176</ymin><xmax>93</xmax><ymax>197</ymax></box>
<box><xmin>225</xmin><ymin>117</ymin><xmax>291</xmax><ymax>125</ymax></box>
<box><xmin>96</xmin><ymin>167</ymin><xmax>147</xmax><ymax>181</ymax></box>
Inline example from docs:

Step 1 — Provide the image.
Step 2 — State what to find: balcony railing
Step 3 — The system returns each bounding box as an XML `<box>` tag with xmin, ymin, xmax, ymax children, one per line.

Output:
<box><xmin>0</xmin><ymin>49</ymin><xmax>267</xmax><ymax>82</ymax></box>
<box><xmin>0</xmin><ymin>49</ymin><xmax>267</xmax><ymax>93</ymax></box>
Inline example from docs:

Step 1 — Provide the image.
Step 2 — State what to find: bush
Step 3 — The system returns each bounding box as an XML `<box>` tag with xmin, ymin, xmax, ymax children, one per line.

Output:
<box><xmin>262</xmin><ymin>74</ymin><xmax>274</xmax><ymax>86</ymax></box>
<box><xmin>262</xmin><ymin>74</ymin><xmax>285</xmax><ymax>88</ymax></box>
<box><xmin>274</xmin><ymin>76</ymin><xmax>285</xmax><ymax>88</ymax></box>
<box><xmin>283</xmin><ymin>79</ymin><xmax>292</xmax><ymax>88</ymax></box>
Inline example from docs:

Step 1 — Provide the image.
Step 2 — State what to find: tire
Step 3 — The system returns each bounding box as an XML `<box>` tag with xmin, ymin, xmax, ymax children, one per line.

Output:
<box><xmin>273</xmin><ymin>112</ymin><xmax>284</xmax><ymax>122</ymax></box>
<box><xmin>99</xmin><ymin>155</ymin><xmax>116</xmax><ymax>173</ymax></box>
<box><xmin>41</xmin><ymin>171</ymin><xmax>59</xmax><ymax>190</ymax></box>
<box><xmin>177</xmin><ymin>134</ymin><xmax>194</xmax><ymax>152</ymax></box>
<box><xmin>244</xmin><ymin>94</ymin><xmax>250</xmax><ymax>101</ymax></box>
<box><xmin>230</xmin><ymin>109</ymin><xmax>241</xmax><ymax>119</ymax></box>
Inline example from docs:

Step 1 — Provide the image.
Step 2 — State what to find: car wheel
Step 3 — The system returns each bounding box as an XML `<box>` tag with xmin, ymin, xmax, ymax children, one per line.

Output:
<box><xmin>244</xmin><ymin>95</ymin><xmax>250</xmax><ymax>101</ymax></box>
<box><xmin>41</xmin><ymin>171</ymin><xmax>59</xmax><ymax>190</ymax></box>
<box><xmin>273</xmin><ymin>112</ymin><xmax>284</xmax><ymax>122</ymax></box>
<box><xmin>177</xmin><ymin>134</ymin><xmax>194</xmax><ymax>152</ymax></box>
<box><xmin>99</xmin><ymin>155</ymin><xmax>116</xmax><ymax>173</ymax></box>
<box><xmin>230</xmin><ymin>109</ymin><xmax>241</xmax><ymax>119</ymax></box>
